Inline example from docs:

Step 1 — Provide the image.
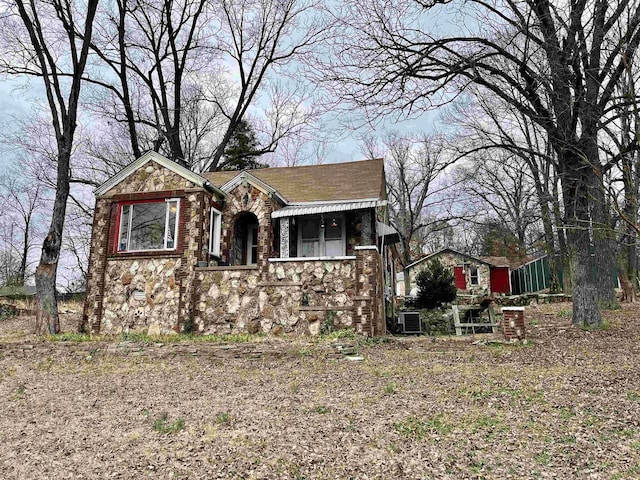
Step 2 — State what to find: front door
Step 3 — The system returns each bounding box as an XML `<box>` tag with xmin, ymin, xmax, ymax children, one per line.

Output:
<box><xmin>454</xmin><ymin>266</ymin><xmax>466</xmax><ymax>290</ymax></box>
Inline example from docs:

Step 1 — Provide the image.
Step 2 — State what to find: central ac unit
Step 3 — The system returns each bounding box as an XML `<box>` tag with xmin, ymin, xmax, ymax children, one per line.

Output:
<box><xmin>398</xmin><ymin>311</ymin><xmax>421</xmax><ymax>334</ymax></box>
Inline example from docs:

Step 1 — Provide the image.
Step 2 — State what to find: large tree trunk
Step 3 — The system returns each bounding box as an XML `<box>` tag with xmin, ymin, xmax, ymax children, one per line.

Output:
<box><xmin>35</xmin><ymin>144</ymin><xmax>71</xmax><ymax>335</ymax></box>
<box><xmin>560</xmin><ymin>151</ymin><xmax>602</xmax><ymax>327</ymax></box>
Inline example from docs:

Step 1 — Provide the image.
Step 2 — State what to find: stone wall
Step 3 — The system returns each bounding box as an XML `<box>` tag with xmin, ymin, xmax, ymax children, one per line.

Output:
<box><xmin>192</xmin><ymin>258</ymin><xmax>358</xmax><ymax>335</ymax></box>
<box><xmin>356</xmin><ymin>246</ymin><xmax>386</xmax><ymax>336</ymax></box>
<box><xmin>81</xmin><ymin>198</ymin><xmax>112</xmax><ymax>332</ymax></box>
<box><xmin>178</xmin><ymin>191</ymin><xmax>209</xmax><ymax>329</ymax></box>
<box><xmin>82</xmin><ymin>159</ymin><xmax>218</xmax><ymax>333</ymax></box>
<box><xmin>409</xmin><ymin>252</ymin><xmax>492</xmax><ymax>296</ymax></box>
<box><xmin>106</xmin><ymin>160</ymin><xmax>195</xmax><ymax>196</ymax></box>
<box><xmin>101</xmin><ymin>257</ymin><xmax>181</xmax><ymax>334</ymax></box>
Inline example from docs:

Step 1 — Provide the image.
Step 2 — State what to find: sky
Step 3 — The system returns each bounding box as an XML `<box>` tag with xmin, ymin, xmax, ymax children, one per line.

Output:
<box><xmin>0</xmin><ymin>75</ymin><xmax>443</xmax><ymax>167</ymax></box>
<box><xmin>0</xmin><ymin>78</ymin><xmax>34</xmax><ymax>168</ymax></box>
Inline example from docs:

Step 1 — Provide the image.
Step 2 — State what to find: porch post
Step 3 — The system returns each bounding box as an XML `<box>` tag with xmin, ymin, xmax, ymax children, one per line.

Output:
<box><xmin>280</xmin><ymin>218</ymin><xmax>290</xmax><ymax>258</ymax></box>
<box><xmin>361</xmin><ymin>210</ymin><xmax>372</xmax><ymax>245</ymax></box>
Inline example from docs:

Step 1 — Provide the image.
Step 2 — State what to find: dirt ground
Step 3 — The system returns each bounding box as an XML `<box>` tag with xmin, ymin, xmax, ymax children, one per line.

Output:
<box><xmin>1</xmin><ymin>303</ymin><xmax>640</xmax><ymax>479</ymax></box>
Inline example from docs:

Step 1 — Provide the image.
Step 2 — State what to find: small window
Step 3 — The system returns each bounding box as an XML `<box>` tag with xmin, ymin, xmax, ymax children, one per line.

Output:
<box><xmin>324</xmin><ymin>216</ymin><xmax>343</xmax><ymax>257</ymax></box>
<box><xmin>301</xmin><ymin>217</ymin><xmax>320</xmax><ymax>257</ymax></box>
<box><xmin>297</xmin><ymin>215</ymin><xmax>345</xmax><ymax>257</ymax></box>
<box><xmin>117</xmin><ymin>199</ymin><xmax>179</xmax><ymax>252</ymax></box>
<box><xmin>470</xmin><ymin>267</ymin><xmax>479</xmax><ymax>285</ymax></box>
<box><xmin>209</xmin><ymin>207</ymin><xmax>222</xmax><ymax>257</ymax></box>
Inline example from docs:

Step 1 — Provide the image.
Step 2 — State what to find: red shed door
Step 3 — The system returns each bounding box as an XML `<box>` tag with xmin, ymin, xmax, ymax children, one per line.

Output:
<box><xmin>490</xmin><ymin>267</ymin><xmax>510</xmax><ymax>294</ymax></box>
<box><xmin>454</xmin><ymin>266</ymin><xmax>466</xmax><ymax>290</ymax></box>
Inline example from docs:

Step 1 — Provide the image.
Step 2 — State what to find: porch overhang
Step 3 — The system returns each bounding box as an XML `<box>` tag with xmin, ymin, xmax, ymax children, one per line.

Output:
<box><xmin>376</xmin><ymin>221</ymin><xmax>400</xmax><ymax>244</ymax></box>
<box><xmin>271</xmin><ymin>198</ymin><xmax>387</xmax><ymax>219</ymax></box>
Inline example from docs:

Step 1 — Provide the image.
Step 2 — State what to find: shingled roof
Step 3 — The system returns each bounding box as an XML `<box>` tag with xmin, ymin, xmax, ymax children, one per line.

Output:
<box><xmin>202</xmin><ymin>158</ymin><xmax>386</xmax><ymax>203</ymax></box>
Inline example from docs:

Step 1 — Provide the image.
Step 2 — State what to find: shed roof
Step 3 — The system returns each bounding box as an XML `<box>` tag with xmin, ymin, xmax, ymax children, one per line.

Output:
<box><xmin>203</xmin><ymin>158</ymin><xmax>385</xmax><ymax>203</ymax></box>
<box><xmin>406</xmin><ymin>248</ymin><xmax>495</xmax><ymax>270</ymax></box>
<box><xmin>480</xmin><ymin>256</ymin><xmax>512</xmax><ymax>268</ymax></box>
<box><xmin>406</xmin><ymin>250</ymin><xmax>516</xmax><ymax>270</ymax></box>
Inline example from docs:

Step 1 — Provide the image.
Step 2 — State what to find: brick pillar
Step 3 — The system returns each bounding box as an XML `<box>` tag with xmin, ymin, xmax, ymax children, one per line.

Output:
<box><xmin>354</xmin><ymin>246</ymin><xmax>385</xmax><ymax>336</ymax></box>
<box><xmin>501</xmin><ymin>307</ymin><xmax>525</xmax><ymax>340</ymax></box>
<box><xmin>81</xmin><ymin>198</ymin><xmax>114</xmax><ymax>333</ymax></box>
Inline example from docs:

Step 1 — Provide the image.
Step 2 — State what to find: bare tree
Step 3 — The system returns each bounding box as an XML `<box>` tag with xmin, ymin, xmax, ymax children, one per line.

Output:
<box><xmin>84</xmin><ymin>0</ymin><xmax>213</xmax><ymax>166</ymax></box>
<box><xmin>319</xmin><ymin>0</ymin><xmax>640</xmax><ymax>326</ymax></box>
<box><xmin>457</xmin><ymin>151</ymin><xmax>539</xmax><ymax>252</ymax></box>
<box><xmin>447</xmin><ymin>91</ymin><xmax>569</xmax><ymax>292</ymax></box>
<box><xmin>0</xmin><ymin>0</ymin><xmax>99</xmax><ymax>333</ymax></box>
<box><xmin>362</xmin><ymin>132</ymin><xmax>460</xmax><ymax>275</ymax></box>
<box><xmin>601</xmin><ymin>52</ymin><xmax>640</xmax><ymax>295</ymax></box>
<box><xmin>203</xmin><ymin>0</ymin><xmax>325</xmax><ymax>171</ymax></box>
<box><xmin>0</xmin><ymin>169</ymin><xmax>45</xmax><ymax>286</ymax></box>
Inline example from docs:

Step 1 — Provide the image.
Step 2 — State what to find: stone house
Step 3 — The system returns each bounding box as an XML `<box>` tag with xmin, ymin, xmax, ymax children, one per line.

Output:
<box><xmin>81</xmin><ymin>151</ymin><xmax>398</xmax><ymax>336</ymax></box>
<box><xmin>404</xmin><ymin>248</ymin><xmax>511</xmax><ymax>297</ymax></box>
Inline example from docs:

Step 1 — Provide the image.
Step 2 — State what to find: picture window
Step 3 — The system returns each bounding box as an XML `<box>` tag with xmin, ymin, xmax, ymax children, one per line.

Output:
<box><xmin>117</xmin><ymin>199</ymin><xmax>179</xmax><ymax>252</ymax></box>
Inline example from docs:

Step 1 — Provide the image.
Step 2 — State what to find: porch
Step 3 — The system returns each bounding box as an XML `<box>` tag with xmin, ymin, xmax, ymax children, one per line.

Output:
<box><xmin>192</xmin><ymin>247</ymin><xmax>385</xmax><ymax>336</ymax></box>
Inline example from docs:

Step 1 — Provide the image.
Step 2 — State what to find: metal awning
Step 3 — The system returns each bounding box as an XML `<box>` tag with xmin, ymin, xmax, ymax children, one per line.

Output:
<box><xmin>271</xmin><ymin>199</ymin><xmax>386</xmax><ymax>219</ymax></box>
<box><xmin>377</xmin><ymin>221</ymin><xmax>400</xmax><ymax>244</ymax></box>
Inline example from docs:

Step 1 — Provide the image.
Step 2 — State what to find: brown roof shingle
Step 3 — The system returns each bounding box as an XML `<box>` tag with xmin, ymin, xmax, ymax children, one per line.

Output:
<box><xmin>203</xmin><ymin>158</ymin><xmax>385</xmax><ymax>203</ymax></box>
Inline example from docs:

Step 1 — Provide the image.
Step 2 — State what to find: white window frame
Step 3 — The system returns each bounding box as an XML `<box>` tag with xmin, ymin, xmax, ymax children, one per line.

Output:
<box><xmin>296</xmin><ymin>214</ymin><xmax>346</xmax><ymax>257</ymax></box>
<box><xmin>470</xmin><ymin>266</ymin><xmax>480</xmax><ymax>285</ymax></box>
<box><xmin>209</xmin><ymin>207</ymin><xmax>222</xmax><ymax>257</ymax></box>
<box><xmin>247</xmin><ymin>224</ymin><xmax>258</xmax><ymax>265</ymax></box>
<box><xmin>118</xmin><ymin>198</ymin><xmax>180</xmax><ymax>252</ymax></box>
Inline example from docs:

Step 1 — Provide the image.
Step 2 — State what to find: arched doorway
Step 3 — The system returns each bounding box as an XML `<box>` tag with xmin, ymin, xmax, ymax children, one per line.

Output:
<box><xmin>231</xmin><ymin>212</ymin><xmax>259</xmax><ymax>265</ymax></box>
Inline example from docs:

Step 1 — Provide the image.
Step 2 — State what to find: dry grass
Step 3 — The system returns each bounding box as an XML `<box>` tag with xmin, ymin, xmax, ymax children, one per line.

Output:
<box><xmin>0</xmin><ymin>302</ymin><xmax>639</xmax><ymax>479</ymax></box>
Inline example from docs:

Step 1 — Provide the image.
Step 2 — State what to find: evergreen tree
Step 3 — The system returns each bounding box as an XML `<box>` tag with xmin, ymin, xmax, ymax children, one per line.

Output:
<box><xmin>415</xmin><ymin>259</ymin><xmax>457</xmax><ymax>309</ymax></box>
<box><xmin>220</xmin><ymin>119</ymin><xmax>268</xmax><ymax>171</ymax></box>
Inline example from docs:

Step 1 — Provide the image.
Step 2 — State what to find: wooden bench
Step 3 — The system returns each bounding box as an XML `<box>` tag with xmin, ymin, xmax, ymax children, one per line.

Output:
<box><xmin>452</xmin><ymin>305</ymin><xmax>499</xmax><ymax>336</ymax></box>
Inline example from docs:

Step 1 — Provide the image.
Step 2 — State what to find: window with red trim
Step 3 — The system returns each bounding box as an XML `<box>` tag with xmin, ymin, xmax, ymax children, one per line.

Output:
<box><xmin>117</xmin><ymin>199</ymin><xmax>180</xmax><ymax>252</ymax></box>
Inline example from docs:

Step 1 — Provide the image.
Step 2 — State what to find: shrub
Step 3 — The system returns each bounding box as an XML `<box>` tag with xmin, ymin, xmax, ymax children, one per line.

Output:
<box><xmin>420</xmin><ymin>309</ymin><xmax>454</xmax><ymax>335</ymax></box>
<box><xmin>415</xmin><ymin>259</ymin><xmax>457</xmax><ymax>309</ymax></box>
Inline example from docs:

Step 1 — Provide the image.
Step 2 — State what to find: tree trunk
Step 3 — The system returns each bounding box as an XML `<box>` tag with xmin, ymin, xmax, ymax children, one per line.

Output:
<box><xmin>18</xmin><ymin>217</ymin><xmax>30</xmax><ymax>286</ymax></box>
<box><xmin>587</xmin><ymin>143</ymin><xmax>617</xmax><ymax>309</ymax></box>
<box><xmin>540</xmin><ymin>198</ymin><xmax>561</xmax><ymax>293</ymax></box>
<box><xmin>117</xmin><ymin>0</ymin><xmax>141</xmax><ymax>159</ymax></box>
<box><xmin>529</xmin><ymin>156</ymin><xmax>562</xmax><ymax>292</ymax></box>
<box><xmin>560</xmin><ymin>151</ymin><xmax>602</xmax><ymax>327</ymax></box>
<box><xmin>621</xmin><ymin>143</ymin><xmax>639</xmax><ymax>290</ymax></box>
<box><xmin>35</xmin><ymin>144</ymin><xmax>71</xmax><ymax>335</ymax></box>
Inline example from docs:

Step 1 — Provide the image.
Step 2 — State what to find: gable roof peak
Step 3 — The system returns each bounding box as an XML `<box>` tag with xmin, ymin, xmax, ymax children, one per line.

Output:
<box><xmin>94</xmin><ymin>151</ymin><xmax>225</xmax><ymax>198</ymax></box>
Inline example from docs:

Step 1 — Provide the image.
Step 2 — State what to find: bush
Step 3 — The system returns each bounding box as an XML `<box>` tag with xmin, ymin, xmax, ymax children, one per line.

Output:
<box><xmin>420</xmin><ymin>309</ymin><xmax>454</xmax><ymax>335</ymax></box>
<box><xmin>415</xmin><ymin>259</ymin><xmax>457</xmax><ymax>309</ymax></box>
